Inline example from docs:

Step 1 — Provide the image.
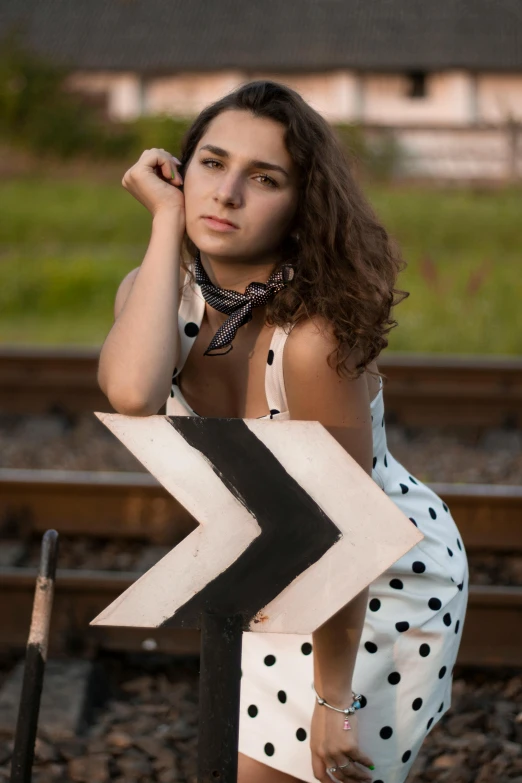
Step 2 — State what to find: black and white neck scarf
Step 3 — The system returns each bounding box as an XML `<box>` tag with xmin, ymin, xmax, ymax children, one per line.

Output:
<box><xmin>194</xmin><ymin>250</ymin><xmax>294</xmax><ymax>356</ymax></box>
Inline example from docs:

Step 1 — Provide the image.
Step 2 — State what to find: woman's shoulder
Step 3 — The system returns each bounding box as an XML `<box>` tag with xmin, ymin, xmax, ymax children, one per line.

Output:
<box><xmin>283</xmin><ymin>315</ymin><xmax>381</xmax><ymax>402</ymax></box>
<box><xmin>285</xmin><ymin>315</ymin><xmax>363</xmax><ymax>370</ymax></box>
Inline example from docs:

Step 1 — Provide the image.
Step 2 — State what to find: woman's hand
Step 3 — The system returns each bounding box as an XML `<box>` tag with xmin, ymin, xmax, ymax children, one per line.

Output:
<box><xmin>310</xmin><ymin>703</ymin><xmax>375</xmax><ymax>782</ymax></box>
<box><xmin>121</xmin><ymin>148</ymin><xmax>185</xmax><ymax>224</ymax></box>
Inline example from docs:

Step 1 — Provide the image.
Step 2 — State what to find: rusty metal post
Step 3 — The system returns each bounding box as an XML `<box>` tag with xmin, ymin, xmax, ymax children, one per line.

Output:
<box><xmin>10</xmin><ymin>530</ymin><xmax>59</xmax><ymax>783</ymax></box>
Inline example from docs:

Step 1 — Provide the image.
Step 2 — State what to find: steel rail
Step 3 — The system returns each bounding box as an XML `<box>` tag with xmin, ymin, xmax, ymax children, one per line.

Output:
<box><xmin>1</xmin><ymin>348</ymin><xmax>522</xmax><ymax>427</ymax></box>
<box><xmin>0</xmin><ymin>567</ymin><xmax>519</xmax><ymax>666</ymax></box>
<box><xmin>2</xmin><ymin>469</ymin><xmax>521</xmax><ymax>551</ymax></box>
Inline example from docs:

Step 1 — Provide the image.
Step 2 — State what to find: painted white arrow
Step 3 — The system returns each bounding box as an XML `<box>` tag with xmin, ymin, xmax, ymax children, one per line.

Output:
<box><xmin>90</xmin><ymin>413</ymin><xmax>423</xmax><ymax>634</ymax></box>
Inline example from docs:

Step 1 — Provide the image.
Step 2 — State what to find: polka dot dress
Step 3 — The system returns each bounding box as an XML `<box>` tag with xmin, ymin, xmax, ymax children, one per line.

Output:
<box><xmin>166</xmin><ymin>270</ymin><xmax>470</xmax><ymax>783</ymax></box>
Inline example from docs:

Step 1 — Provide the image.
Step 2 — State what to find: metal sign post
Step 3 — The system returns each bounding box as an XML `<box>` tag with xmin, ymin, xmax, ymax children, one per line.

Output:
<box><xmin>198</xmin><ymin>612</ymin><xmax>243</xmax><ymax>782</ymax></box>
<box><xmin>91</xmin><ymin>413</ymin><xmax>423</xmax><ymax>782</ymax></box>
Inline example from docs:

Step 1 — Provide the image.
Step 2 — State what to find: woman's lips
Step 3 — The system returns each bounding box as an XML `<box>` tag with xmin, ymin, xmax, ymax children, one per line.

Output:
<box><xmin>202</xmin><ymin>216</ymin><xmax>239</xmax><ymax>232</ymax></box>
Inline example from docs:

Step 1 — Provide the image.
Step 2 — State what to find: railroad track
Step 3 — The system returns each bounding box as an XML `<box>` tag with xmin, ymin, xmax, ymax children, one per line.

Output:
<box><xmin>2</xmin><ymin>469</ymin><xmax>522</xmax><ymax>550</ymax></box>
<box><xmin>1</xmin><ymin>469</ymin><xmax>521</xmax><ymax>666</ymax></box>
<box><xmin>1</xmin><ymin>347</ymin><xmax>522</xmax><ymax>428</ymax></box>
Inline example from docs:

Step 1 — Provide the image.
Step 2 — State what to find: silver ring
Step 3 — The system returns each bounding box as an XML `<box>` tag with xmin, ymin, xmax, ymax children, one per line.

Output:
<box><xmin>327</xmin><ymin>767</ymin><xmax>338</xmax><ymax>773</ymax></box>
<box><xmin>338</xmin><ymin>761</ymin><xmax>353</xmax><ymax>769</ymax></box>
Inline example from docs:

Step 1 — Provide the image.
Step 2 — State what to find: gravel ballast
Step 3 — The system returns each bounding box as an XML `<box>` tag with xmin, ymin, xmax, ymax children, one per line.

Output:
<box><xmin>0</xmin><ymin>655</ymin><xmax>520</xmax><ymax>783</ymax></box>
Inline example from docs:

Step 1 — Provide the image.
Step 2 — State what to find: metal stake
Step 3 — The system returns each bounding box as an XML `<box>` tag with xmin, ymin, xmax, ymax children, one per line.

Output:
<box><xmin>10</xmin><ymin>529</ymin><xmax>59</xmax><ymax>783</ymax></box>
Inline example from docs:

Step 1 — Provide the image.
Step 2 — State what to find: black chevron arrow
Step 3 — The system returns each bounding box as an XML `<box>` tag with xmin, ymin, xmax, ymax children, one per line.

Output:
<box><xmin>161</xmin><ymin>416</ymin><xmax>342</xmax><ymax>630</ymax></box>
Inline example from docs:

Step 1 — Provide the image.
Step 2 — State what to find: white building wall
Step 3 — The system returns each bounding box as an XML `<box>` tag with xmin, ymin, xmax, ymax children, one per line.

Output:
<box><xmin>478</xmin><ymin>75</ymin><xmax>522</xmax><ymax>123</ymax></box>
<box><xmin>244</xmin><ymin>71</ymin><xmax>361</xmax><ymax>122</ymax></box>
<box><xmin>63</xmin><ymin>69</ymin><xmax>522</xmax><ymax>179</ymax></box>
<box><xmin>146</xmin><ymin>71</ymin><xmax>245</xmax><ymax>117</ymax></box>
<box><xmin>361</xmin><ymin>71</ymin><xmax>476</xmax><ymax>125</ymax></box>
<box><xmin>145</xmin><ymin>70</ymin><xmax>362</xmax><ymax>122</ymax></box>
<box><xmin>66</xmin><ymin>69</ymin><xmax>522</xmax><ymax>128</ymax></box>
<box><xmin>66</xmin><ymin>71</ymin><xmax>146</xmax><ymax>119</ymax></box>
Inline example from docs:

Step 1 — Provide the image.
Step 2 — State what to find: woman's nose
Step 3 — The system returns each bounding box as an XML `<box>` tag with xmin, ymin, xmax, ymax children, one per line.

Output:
<box><xmin>214</xmin><ymin>174</ymin><xmax>243</xmax><ymax>207</ymax></box>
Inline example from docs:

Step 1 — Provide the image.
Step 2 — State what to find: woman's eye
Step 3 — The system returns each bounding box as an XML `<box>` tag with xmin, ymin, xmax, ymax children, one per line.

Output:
<box><xmin>201</xmin><ymin>159</ymin><xmax>277</xmax><ymax>187</ymax></box>
<box><xmin>201</xmin><ymin>158</ymin><xmax>222</xmax><ymax>169</ymax></box>
<box><xmin>256</xmin><ymin>174</ymin><xmax>278</xmax><ymax>188</ymax></box>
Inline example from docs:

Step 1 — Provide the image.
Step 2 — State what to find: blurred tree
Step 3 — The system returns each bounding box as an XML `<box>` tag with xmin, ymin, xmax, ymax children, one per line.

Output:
<box><xmin>336</xmin><ymin>123</ymin><xmax>403</xmax><ymax>182</ymax></box>
<box><xmin>0</xmin><ymin>29</ymin><xmax>135</xmax><ymax>158</ymax></box>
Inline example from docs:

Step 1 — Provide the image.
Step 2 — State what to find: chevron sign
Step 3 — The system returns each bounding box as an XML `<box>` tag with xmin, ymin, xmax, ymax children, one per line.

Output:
<box><xmin>90</xmin><ymin>414</ymin><xmax>422</xmax><ymax>634</ymax></box>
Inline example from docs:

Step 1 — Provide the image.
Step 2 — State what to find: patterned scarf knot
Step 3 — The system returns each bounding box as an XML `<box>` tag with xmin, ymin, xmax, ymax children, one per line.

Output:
<box><xmin>194</xmin><ymin>250</ymin><xmax>294</xmax><ymax>356</ymax></box>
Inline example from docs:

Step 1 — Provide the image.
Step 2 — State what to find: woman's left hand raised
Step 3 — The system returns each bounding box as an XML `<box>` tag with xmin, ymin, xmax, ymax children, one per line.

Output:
<box><xmin>310</xmin><ymin>702</ymin><xmax>375</xmax><ymax>782</ymax></box>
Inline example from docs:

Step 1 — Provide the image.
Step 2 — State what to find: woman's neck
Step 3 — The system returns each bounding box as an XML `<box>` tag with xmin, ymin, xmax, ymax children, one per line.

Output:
<box><xmin>198</xmin><ymin>251</ymin><xmax>279</xmax><ymax>293</ymax></box>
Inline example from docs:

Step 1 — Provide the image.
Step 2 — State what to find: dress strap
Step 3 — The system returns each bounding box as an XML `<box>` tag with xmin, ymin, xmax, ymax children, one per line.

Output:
<box><xmin>264</xmin><ymin>324</ymin><xmax>295</xmax><ymax>416</ymax></box>
<box><xmin>173</xmin><ymin>268</ymin><xmax>205</xmax><ymax>380</ymax></box>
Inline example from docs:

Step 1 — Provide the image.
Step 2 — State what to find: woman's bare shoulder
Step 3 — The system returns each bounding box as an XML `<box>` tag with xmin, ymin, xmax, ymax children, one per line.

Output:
<box><xmin>285</xmin><ymin>315</ymin><xmax>361</xmax><ymax>366</ymax></box>
<box><xmin>285</xmin><ymin>316</ymin><xmax>381</xmax><ymax>403</ymax></box>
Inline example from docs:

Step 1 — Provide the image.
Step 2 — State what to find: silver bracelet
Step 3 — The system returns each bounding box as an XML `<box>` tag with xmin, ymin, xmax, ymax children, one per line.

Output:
<box><xmin>312</xmin><ymin>683</ymin><xmax>362</xmax><ymax>730</ymax></box>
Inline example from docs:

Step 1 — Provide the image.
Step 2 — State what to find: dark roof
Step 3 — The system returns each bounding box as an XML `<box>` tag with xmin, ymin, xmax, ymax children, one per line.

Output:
<box><xmin>1</xmin><ymin>0</ymin><xmax>521</xmax><ymax>73</ymax></box>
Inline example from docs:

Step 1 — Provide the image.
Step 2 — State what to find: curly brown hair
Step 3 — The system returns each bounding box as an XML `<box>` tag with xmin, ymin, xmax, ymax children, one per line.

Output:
<box><xmin>177</xmin><ymin>79</ymin><xmax>409</xmax><ymax>381</ymax></box>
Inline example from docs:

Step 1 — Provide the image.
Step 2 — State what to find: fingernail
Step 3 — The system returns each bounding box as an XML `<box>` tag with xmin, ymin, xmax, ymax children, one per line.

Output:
<box><xmin>369</xmin><ymin>765</ymin><xmax>375</xmax><ymax>770</ymax></box>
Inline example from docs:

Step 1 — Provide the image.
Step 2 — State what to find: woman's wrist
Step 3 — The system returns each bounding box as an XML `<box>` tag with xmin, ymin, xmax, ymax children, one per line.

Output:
<box><xmin>313</xmin><ymin>682</ymin><xmax>355</xmax><ymax>707</ymax></box>
<box><xmin>311</xmin><ymin>586</ymin><xmax>368</xmax><ymax>704</ymax></box>
<box><xmin>313</xmin><ymin>656</ymin><xmax>354</xmax><ymax>704</ymax></box>
<box><xmin>152</xmin><ymin>207</ymin><xmax>185</xmax><ymax>237</ymax></box>
<box><xmin>312</xmin><ymin>628</ymin><xmax>357</xmax><ymax>704</ymax></box>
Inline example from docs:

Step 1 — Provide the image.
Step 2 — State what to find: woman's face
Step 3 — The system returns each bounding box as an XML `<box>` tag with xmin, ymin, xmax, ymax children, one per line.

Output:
<box><xmin>183</xmin><ymin>109</ymin><xmax>300</xmax><ymax>264</ymax></box>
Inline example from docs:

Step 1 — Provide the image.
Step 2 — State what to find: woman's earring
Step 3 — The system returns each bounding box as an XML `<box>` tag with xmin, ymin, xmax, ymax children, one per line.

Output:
<box><xmin>282</xmin><ymin>264</ymin><xmax>295</xmax><ymax>283</ymax></box>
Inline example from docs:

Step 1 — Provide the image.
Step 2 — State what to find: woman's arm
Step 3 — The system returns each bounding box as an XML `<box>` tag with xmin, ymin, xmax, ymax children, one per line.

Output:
<box><xmin>284</xmin><ymin>317</ymin><xmax>373</xmax><ymax>704</ymax></box>
<box><xmin>97</xmin><ymin>211</ymin><xmax>185</xmax><ymax>416</ymax></box>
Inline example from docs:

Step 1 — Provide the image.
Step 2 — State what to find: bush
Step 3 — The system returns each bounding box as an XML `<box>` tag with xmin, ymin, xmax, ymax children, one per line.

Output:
<box><xmin>335</xmin><ymin>123</ymin><xmax>403</xmax><ymax>182</ymax></box>
<box><xmin>0</xmin><ymin>30</ymin><xmax>135</xmax><ymax>159</ymax></box>
<box><xmin>125</xmin><ymin>115</ymin><xmax>191</xmax><ymax>159</ymax></box>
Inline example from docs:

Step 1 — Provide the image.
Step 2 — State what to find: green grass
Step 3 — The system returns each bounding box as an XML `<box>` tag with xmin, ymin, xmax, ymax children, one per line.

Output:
<box><xmin>366</xmin><ymin>185</ymin><xmax>522</xmax><ymax>354</ymax></box>
<box><xmin>1</xmin><ymin>176</ymin><xmax>521</xmax><ymax>353</ymax></box>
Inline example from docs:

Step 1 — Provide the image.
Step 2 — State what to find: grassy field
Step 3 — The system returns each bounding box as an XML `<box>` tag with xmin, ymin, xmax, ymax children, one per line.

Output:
<box><xmin>1</xmin><ymin>174</ymin><xmax>521</xmax><ymax>354</ymax></box>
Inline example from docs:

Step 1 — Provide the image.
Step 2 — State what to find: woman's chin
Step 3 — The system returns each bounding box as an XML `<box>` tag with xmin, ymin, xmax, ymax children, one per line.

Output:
<box><xmin>187</xmin><ymin>229</ymin><xmax>239</xmax><ymax>251</ymax></box>
<box><xmin>188</xmin><ymin>236</ymin><xmax>253</xmax><ymax>260</ymax></box>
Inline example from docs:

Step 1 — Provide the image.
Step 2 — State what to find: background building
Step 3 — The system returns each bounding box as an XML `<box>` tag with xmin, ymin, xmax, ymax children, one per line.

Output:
<box><xmin>2</xmin><ymin>0</ymin><xmax>522</xmax><ymax>178</ymax></box>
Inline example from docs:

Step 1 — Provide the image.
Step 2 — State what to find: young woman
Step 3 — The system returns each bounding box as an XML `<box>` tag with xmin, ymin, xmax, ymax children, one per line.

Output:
<box><xmin>98</xmin><ymin>80</ymin><xmax>469</xmax><ymax>783</ymax></box>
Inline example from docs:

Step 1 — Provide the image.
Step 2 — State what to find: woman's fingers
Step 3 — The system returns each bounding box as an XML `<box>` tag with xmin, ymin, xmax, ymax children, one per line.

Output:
<box><xmin>121</xmin><ymin>148</ymin><xmax>186</xmax><ymax>218</ymax></box>
<box><xmin>340</xmin><ymin>764</ymin><xmax>372</xmax><ymax>781</ymax></box>
<box><xmin>312</xmin><ymin>752</ymin><xmax>325</xmax><ymax>781</ymax></box>
<box><xmin>138</xmin><ymin>148</ymin><xmax>183</xmax><ymax>185</ymax></box>
<box><xmin>157</xmin><ymin>149</ymin><xmax>183</xmax><ymax>185</ymax></box>
<box><xmin>314</xmin><ymin>748</ymin><xmax>375</xmax><ymax>782</ymax></box>
<box><xmin>323</xmin><ymin>753</ymin><xmax>373</xmax><ymax>782</ymax></box>
<box><xmin>350</xmin><ymin>750</ymin><xmax>375</xmax><ymax>771</ymax></box>
<box><xmin>336</xmin><ymin>756</ymin><xmax>373</xmax><ymax>781</ymax></box>
<box><xmin>166</xmin><ymin>153</ymin><xmax>183</xmax><ymax>183</ymax></box>
<box><xmin>325</xmin><ymin>768</ymin><xmax>340</xmax><ymax>782</ymax></box>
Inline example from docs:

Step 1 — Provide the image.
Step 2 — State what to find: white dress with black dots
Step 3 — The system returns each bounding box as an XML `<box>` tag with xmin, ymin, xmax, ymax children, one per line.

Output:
<box><xmin>166</xmin><ymin>272</ymin><xmax>469</xmax><ymax>783</ymax></box>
